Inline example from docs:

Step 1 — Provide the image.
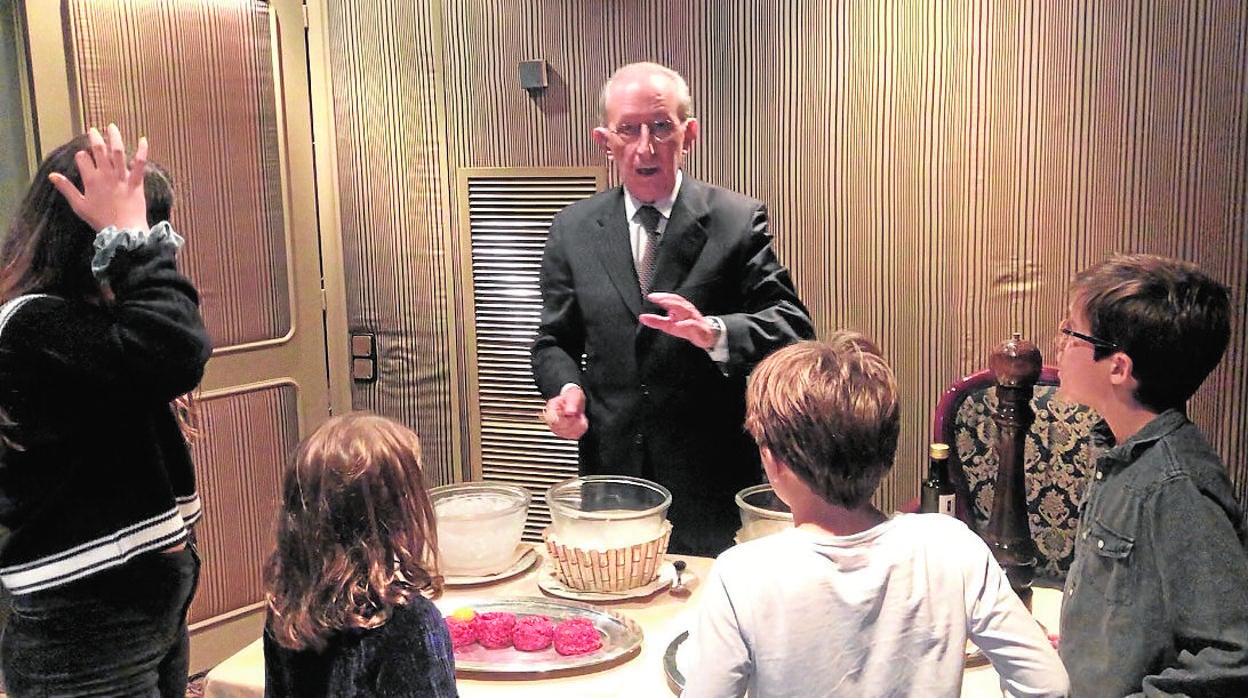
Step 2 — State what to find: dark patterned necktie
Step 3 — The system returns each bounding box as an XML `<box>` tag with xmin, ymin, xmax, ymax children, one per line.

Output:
<box><xmin>636</xmin><ymin>205</ymin><xmax>662</xmax><ymax>293</ymax></box>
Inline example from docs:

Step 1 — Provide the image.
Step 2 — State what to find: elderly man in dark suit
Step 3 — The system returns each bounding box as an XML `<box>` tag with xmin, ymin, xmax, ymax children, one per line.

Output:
<box><xmin>531</xmin><ymin>62</ymin><xmax>814</xmax><ymax>557</ymax></box>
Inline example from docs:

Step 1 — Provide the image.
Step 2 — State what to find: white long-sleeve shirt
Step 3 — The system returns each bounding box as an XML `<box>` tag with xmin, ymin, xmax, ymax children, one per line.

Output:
<box><xmin>682</xmin><ymin>514</ymin><xmax>1068</xmax><ymax>698</ymax></box>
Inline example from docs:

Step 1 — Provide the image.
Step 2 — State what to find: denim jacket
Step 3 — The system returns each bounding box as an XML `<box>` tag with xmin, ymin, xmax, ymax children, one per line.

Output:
<box><xmin>1060</xmin><ymin>409</ymin><xmax>1248</xmax><ymax>697</ymax></box>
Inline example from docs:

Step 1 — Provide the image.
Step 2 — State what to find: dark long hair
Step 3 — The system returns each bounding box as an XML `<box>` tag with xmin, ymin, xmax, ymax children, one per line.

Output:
<box><xmin>0</xmin><ymin>135</ymin><xmax>194</xmax><ymax>449</ymax></box>
<box><xmin>0</xmin><ymin>134</ymin><xmax>174</xmax><ymax>304</ymax></box>
<box><xmin>264</xmin><ymin>413</ymin><xmax>443</xmax><ymax>652</ymax></box>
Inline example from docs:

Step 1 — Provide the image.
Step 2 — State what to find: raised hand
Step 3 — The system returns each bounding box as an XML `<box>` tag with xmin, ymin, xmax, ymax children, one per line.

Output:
<box><xmin>48</xmin><ymin>123</ymin><xmax>150</xmax><ymax>233</ymax></box>
<box><xmin>638</xmin><ymin>292</ymin><xmax>719</xmax><ymax>350</ymax></box>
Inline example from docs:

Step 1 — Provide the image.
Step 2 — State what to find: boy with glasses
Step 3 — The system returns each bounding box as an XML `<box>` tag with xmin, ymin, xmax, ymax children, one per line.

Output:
<box><xmin>1056</xmin><ymin>254</ymin><xmax>1248</xmax><ymax>696</ymax></box>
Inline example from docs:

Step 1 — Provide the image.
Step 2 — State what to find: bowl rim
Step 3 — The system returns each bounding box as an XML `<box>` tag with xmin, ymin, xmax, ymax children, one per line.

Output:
<box><xmin>545</xmin><ymin>475</ymin><xmax>672</xmax><ymax>522</ymax></box>
<box><xmin>735</xmin><ymin>483</ymin><xmax>793</xmax><ymax>521</ymax></box>
<box><xmin>429</xmin><ymin>482</ymin><xmax>531</xmax><ymax>520</ymax></box>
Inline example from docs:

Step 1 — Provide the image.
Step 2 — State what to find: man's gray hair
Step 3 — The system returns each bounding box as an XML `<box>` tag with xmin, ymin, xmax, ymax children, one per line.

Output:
<box><xmin>598</xmin><ymin>62</ymin><xmax>694</xmax><ymax>124</ymax></box>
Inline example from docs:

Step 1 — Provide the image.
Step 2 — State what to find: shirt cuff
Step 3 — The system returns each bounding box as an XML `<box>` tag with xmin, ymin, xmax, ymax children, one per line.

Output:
<box><xmin>91</xmin><ymin>221</ymin><xmax>185</xmax><ymax>279</ymax></box>
<box><xmin>706</xmin><ymin>316</ymin><xmax>729</xmax><ymax>362</ymax></box>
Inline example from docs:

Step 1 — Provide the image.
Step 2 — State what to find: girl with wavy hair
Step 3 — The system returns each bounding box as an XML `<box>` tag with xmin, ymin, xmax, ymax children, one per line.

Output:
<box><xmin>263</xmin><ymin>412</ymin><xmax>458</xmax><ymax>697</ymax></box>
<box><xmin>0</xmin><ymin>124</ymin><xmax>211</xmax><ymax>696</ymax></box>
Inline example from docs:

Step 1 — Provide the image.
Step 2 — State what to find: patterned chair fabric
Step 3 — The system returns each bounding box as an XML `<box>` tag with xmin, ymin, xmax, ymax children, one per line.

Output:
<box><xmin>936</xmin><ymin>367</ymin><xmax>1100</xmax><ymax>586</ymax></box>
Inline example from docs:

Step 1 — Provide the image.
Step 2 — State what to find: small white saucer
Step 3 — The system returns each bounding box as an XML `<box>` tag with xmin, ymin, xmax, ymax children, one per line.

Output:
<box><xmin>444</xmin><ymin>547</ymin><xmax>538</xmax><ymax>586</ymax></box>
<box><xmin>537</xmin><ymin>561</ymin><xmax>675</xmax><ymax>602</ymax></box>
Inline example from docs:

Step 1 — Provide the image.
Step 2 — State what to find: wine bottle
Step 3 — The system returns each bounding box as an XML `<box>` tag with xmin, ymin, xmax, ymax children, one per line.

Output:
<box><xmin>919</xmin><ymin>443</ymin><xmax>957</xmax><ymax>516</ymax></box>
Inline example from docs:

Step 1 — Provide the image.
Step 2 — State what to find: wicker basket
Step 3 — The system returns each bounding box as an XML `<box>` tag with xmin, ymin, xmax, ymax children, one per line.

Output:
<box><xmin>543</xmin><ymin>520</ymin><xmax>672</xmax><ymax>592</ymax></box>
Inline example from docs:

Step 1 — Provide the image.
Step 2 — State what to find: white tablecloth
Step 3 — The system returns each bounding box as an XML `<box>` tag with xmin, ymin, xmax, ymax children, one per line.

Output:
<box><xmin>204</xmin><ymin>547</ymin><xmax>1062</xmax><ymax>698</ymax></box>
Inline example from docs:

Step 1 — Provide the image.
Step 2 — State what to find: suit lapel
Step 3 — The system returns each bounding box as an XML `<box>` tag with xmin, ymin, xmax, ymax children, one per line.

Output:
<box><xmin>588</xmin><ymin>178</ymin><xmax>711</xmax><ymax>323</ymax></box>
<box><xmin>591</xmin><ymin>189</ymin><xmax>643</xmax><ymax>316</ymax></box>
<box><xmin>636</xmin><ymin>177</ymin><xmax>711</xmax><ymax>355</ymax></box>
<box><xmin>650</xmin><ymin>177</ymin><xmax>709</xmax><ymax>295</ymax></box>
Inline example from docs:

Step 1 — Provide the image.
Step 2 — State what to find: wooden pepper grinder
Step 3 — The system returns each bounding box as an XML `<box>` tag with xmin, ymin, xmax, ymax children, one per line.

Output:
<box><xmin>985</xmin><ymin>332</ymin><xmax>1041</xmax><ymax>607</ymax></box>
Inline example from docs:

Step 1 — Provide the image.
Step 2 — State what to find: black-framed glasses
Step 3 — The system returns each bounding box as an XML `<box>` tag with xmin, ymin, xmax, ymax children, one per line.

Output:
<box><xmin>609</xmin><ymin>119</ymin><xmax>683</xmax><ymax>143</ymax></box>
<box><xmin>1059</xmin><ymin>321</ymin><xmax>1119</xmax><ymax>351</ymax></box>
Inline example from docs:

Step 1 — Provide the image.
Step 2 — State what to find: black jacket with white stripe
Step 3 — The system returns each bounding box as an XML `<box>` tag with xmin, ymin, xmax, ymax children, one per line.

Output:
<box><xmin>0</xmin><ymin>223</ymin><xmax>211</xmax><ymax>595</ymax></box>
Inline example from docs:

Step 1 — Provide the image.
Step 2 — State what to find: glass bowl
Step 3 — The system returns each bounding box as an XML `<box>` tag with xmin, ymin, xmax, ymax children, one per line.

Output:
<box><xmin>735</xmin><ymin>483</ymin><xmax>793</xmax><ymax>542</ymax></box>
<box><xmin>430</xmin><ymin>482</ymin><xmax>530</xmax><ymax>576</ymax></box>
<box><xmin>545</xmin><ymin>475</ymin><xmax>672</xmax><ymax>550</ymax></box>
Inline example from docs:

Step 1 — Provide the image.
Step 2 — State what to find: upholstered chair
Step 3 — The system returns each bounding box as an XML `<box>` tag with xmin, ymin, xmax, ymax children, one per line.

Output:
<box><xmin>933</xmin><ymin>366</ymin><xmax>1100</xmax><ymax>586</ymax></box>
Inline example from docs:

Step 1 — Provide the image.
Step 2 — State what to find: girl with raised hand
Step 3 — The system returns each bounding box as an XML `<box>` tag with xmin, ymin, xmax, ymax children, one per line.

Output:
<box><xmin>0</xmin><ymin>124</ymin><xmax>212</xmax><ymax>696</ymax></box>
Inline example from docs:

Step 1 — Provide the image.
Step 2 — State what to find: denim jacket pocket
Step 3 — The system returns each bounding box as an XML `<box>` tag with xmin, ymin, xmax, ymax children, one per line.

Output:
<box><xmin>1084</xmin><ymin>518</ymin><xmax>1136</xmax><ymax>605</ymax></box>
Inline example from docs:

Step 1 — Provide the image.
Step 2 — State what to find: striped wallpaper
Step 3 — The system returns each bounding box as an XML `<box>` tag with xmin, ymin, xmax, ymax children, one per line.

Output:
<box><xmin>325</xmin><ymin>0</ymin><xmax>1248</xmax><ymax>509</ymax></box>
<box><xmin>322</xmin><ymin>0</ymin><xmax>461</xmax><ymax>483</ymax></box>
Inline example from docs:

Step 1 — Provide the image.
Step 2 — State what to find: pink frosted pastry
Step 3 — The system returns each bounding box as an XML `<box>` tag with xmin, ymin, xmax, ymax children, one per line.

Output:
<box><xmin>552</xmin><ymin>616</ymin><xmax>602</xmax><ymax>656</ymax></box>
<box><xmin>475</xmin><ymin>611</ymin><xmax>517</xmax><ymax>649</ymax></box>
<box><xmin>512</xmin><ymin>615</ymin><xmax>554</xmax><ymax>652</ymax></box>
<box><xmin>444</xmin><ymin>616</ymin><xmax>476</xmax><ymax>650</ymax></box>
<box><xmin>444</xmin><ymin>608</ymin><xmax>478</xmax><ymax>650</ymax></box>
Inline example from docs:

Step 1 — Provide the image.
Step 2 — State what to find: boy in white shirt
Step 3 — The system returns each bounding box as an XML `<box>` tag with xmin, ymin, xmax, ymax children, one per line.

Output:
<box><xmin>682</xmin><ymin>332</ymin><xmax>1068</xmax><ymax>698</ymax></box>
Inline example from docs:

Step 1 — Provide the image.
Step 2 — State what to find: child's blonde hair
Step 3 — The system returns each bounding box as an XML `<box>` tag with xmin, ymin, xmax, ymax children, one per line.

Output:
<box><xmin>745</xmin><ymin>332</ymin><xmax>900</xmax><ymax>508</ymax></box>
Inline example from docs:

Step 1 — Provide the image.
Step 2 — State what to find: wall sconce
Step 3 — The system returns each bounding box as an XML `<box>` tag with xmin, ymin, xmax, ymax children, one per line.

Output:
<box><xmin>519</xmin><ymin>60</ymin><xmax>548</xmax><ymax>92</ymax></box>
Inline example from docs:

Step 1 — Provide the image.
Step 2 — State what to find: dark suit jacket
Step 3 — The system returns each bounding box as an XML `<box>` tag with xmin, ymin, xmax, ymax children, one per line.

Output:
<box><xmin>531</xmin><ymin>177</ymin><xmax>814</xmax><ymax>556</ymax></box>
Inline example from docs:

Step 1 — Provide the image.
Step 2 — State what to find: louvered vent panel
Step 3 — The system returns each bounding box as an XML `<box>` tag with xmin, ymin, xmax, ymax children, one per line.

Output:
<box><xmin>462</xmin><ymin>170</ymin><xmax>603</xmax><ymax>540</ymax></box>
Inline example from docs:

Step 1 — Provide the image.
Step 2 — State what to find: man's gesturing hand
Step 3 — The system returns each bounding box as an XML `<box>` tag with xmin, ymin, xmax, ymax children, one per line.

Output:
<box><xmin>639</xmin><ymin>292</ymin><xmax>719</xmax><ymax>350</ymax></box>
<box><xmin>542</xmin><ymin>385</ymin><xmax>588</xmax><ymax>439</ymax></box>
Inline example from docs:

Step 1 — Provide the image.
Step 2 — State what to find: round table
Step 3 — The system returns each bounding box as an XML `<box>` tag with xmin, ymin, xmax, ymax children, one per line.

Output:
<box><xmin>203</xmin><ymin>547</ymin><xmax>1063</xmax><ymax>697</ymax></box>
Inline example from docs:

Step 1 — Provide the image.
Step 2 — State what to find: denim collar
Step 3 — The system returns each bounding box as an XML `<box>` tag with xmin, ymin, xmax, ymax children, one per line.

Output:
<box><xmin>1094</xmin><ymin>408</ymin><xmax>1188</xmax><ymax>472</ymax></box>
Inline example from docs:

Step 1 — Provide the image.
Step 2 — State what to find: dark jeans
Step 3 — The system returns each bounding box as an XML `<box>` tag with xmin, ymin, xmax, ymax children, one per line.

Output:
<box><xmin>1</xmin><ymin>545</ymin><xmax>200</xmax><ymax>697</ymax></box>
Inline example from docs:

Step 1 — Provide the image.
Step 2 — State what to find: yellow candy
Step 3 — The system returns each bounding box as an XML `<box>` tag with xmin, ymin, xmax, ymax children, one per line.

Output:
<box><xmin>449</xmin><ymin>607</ymin><xmax>476</xmax><ymax>621</ymax></box>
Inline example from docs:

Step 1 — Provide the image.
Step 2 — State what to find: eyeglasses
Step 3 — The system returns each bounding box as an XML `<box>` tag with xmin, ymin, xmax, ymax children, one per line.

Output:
<box><xmin>609</xmin><ymin>119</ymin><xmax>683</xmax><ymax>144</ymax></box>
<box><xmin>1059</xmin><ymin>320</ymin><xmax>1119</xmax><ymax>351</ymax></box>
